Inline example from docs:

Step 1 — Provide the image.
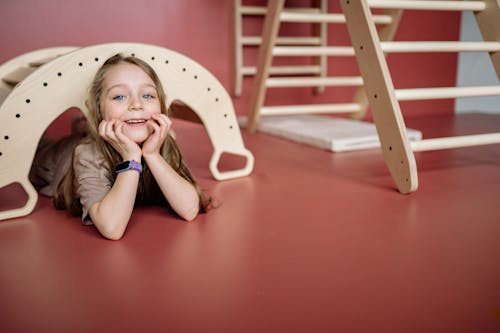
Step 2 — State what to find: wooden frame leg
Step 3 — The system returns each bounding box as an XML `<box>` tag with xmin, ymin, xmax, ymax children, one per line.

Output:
<box><xmin>246</xmin><ymin>0</ymin><xmax>286</xmax><ymax>133</ymax></box>
<box><xmin>474</xmin><ymin>0</ymin><xmax>500</xmax><ymax>79</ymax></box>
<box><xmin>341</xmin><ymin>0</ymin><xmax>418</xmax><ymax>194</ymax></box>
<box><xmin>351</xmin><ymin>9</ymin><xmax>403</xmax><ymax>120</ymax></box>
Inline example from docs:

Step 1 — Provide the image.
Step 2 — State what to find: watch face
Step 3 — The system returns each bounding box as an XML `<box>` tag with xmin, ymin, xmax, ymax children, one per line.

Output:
<box><xmin>114</xmin><ymin>160</ymin><xmax>142</xmax><ymax>173</ymax></box>
<box><xmin>115</xmin><ymin>161</ymin><xmax>131</xmax><ymax>173</ymax></box>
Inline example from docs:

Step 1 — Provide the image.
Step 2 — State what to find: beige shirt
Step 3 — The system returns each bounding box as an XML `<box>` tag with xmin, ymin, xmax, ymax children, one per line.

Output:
<box><xmin>73</xmin><ymin>141</ymin><xmax>169</xmax><ymax>224</ymax></box>
<box><xmin>73</xmin><ymin>142</ymin><xmax>112</xmax><ymax>225</ymax></box>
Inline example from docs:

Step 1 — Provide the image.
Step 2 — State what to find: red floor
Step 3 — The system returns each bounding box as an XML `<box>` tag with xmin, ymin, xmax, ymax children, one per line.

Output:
<box><xmin>1</xmin><ymin>113</ymin><xmax>499</xmax><ymax>332</ymax></box>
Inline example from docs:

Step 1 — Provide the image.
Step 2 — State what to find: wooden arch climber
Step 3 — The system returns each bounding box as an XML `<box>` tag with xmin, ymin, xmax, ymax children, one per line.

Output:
<box><xmin>0</xmin><ymin>42</ymin><xmax>254</xmax><ymax>220</ymax></box>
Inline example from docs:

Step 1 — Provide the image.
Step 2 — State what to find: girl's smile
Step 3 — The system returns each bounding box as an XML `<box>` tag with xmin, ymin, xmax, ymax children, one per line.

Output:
<box><xmin>125</xmin><ymin>118</ymin><xmax>148</xmax><ymax>125</ymax></box>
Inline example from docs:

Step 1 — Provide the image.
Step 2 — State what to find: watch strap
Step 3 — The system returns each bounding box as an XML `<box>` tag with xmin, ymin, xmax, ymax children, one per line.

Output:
<box><xmin>115</xmin><ymin>160</ymin><xmax>142</xmax><ymax>174</ymax></box>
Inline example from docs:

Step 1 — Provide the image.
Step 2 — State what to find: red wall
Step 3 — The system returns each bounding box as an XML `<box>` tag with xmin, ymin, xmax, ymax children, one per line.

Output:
<box><xmin>0</xmin><ymin>0</ymin><xmax>460</xmax><ymax>133</ymax></box>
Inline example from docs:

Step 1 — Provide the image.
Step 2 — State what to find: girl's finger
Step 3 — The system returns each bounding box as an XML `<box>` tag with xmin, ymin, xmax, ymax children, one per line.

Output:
<box><xmin>153</xmin><ymin>114</ymin><xmax>170</xmax><ymax>138</ymax></box>
<box><xmin>98</xmin><ymin>120</ymin><xmax>107</xmax><ymax>138</ymax></box>
<box><xmin>154</xmin><ymin>113</ymin><xmax>171</xmax><ymax>129</ymax></box>
<box><xmin>147</xmin><ymin>118</ymin><xmax>161</xmax><ymax>135</ymax></box>
<box><xmin>106</xmin><ymin>120</ymin><xmax>118</xmax><ymax>141</ymax></box>
<box><xmin>100</xmin><ymin>120</ymin><xmax>115</xmax><ymax>142</ymax></box>
<box><xmin>114</xmin><ymin>121</ymin><xmax>128</xmax><ymax>142</ymax></box>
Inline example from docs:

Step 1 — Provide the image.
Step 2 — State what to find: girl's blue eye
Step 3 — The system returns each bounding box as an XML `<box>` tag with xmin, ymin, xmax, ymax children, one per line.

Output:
<box><xmin>143</xmin><ymin>94</ymin><xmax>155</xmax><ymax>99</ymax></box>
<box><xmin>113</xmin><ymin>95</ymin><xmax>125</xmax><ymax>101</ymax></box>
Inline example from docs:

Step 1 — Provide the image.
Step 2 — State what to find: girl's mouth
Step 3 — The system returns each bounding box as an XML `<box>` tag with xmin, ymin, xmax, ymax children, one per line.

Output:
<box><xmin>125</xmin><ymin>119</ymin><xmax>147</xmax><ymax>125</ymax></box>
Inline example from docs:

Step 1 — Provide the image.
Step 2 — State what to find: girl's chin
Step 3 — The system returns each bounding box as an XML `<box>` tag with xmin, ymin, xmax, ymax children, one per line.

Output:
<box><xmin>123</xmin><ymin>128</ymin><xmax>151</xmax><ymax>144</ymax></box>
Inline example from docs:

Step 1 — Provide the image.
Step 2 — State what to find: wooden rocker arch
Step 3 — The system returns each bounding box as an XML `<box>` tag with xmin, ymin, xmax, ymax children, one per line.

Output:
<box><xmin>0</xmin><ymin>42</ymin><xmax>254</xmax><ymax>220</ymax></box>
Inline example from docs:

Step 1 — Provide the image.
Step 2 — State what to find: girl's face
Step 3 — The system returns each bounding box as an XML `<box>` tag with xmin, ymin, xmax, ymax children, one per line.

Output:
<box><xmin>100</xmin><ymin>62</ymin><xmax>162</xmax><ymax>144</ymax></box>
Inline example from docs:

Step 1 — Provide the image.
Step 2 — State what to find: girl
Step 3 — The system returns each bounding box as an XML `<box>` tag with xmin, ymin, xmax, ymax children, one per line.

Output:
<box><xmin>54</xmin><ymin>54</ymin><xmax>211</xmax><ymax>240</ymax></box>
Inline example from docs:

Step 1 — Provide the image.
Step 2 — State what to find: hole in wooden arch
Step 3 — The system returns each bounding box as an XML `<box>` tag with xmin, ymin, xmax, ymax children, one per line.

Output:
<box><xmin>43</xmin><ymin>108</ymin><xmax>88</xmax><ymax>140</ymax></box>
<box><xmin>169</xmin><ymin>100</ymin><xmax>202</xmax><ymax>124</ymax></box>
<box><xmin>0</xmin><ymin>182</ymin><xmax>30</xmax><ymax>212</ymax></box>
<box><xmin>164</xmin><ymin>100</ymin><xmax>215</xmax><ymax>178</ymax></box>
<box><xmin>216</xmin><ymin>152</ymin><xmax>248</xmax><ymax>173</ymax></box>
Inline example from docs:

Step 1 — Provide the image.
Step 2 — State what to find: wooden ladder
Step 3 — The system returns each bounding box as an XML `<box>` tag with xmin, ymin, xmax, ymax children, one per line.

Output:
<box><xmin>233</xmin><ymin>0</ymin><xmax>329</xmax><ymax>97</ymax></box>
<box><xmin>341</xmin><ymin>0</ymin><xmax>500</xmax><ymax>194</ymax></box>
<box><xmin>246</xmin><ymin>0</ymin><xmax>403</xmax><ymax>132</ymax></box>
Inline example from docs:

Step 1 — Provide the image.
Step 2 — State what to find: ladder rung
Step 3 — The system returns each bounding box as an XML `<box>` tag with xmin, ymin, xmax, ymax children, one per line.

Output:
<box><xmin>280</xmin><ymin>12</ymin><xmax>393</xmax><ymax>24</ymax></box>
<box><xmin>273</xmin><ymin>46</ymin><xmax>355</xmax><ymax>56</ymax></box>
<box><xmin>368</xmin><ymin>0</ymin><xmax>486</xmax><ymax>11</ymax></box>
<box><xmin>240</xmin><ymin>5</ymin><xmax>268</xmax><ymax>15</ymax></box>
<box><xmin>2</xmin><ymin>67</ymin><xmax>37</xmax><ymax>85</ymax></box>
<box><xmin>273</xmin><ymin>42</ymin><xmax>500</xmax><ymax>57</ymax></box>
<box><xmin>395</xmin><ymin>86</ymin><xmax>500</xmax><ymax>101</ymax></box>
<box><xmin>242</xmin><ymin>36</ymin><xmax>322</xmax><ymax>46</ymax></box>
<box><xmin>411</xmin><ymin>133</ymin><xmax>500</xmax><ymax>152</ymax></box>
<box><xmin>266</xmin><ymin>76</ymin><xmax>364</xmax><ymax>88</ymax></box>
<box><xmin>242</xmin><ymin>65</ymin><xmax>322</xmax><ymax>76</ymax></box>
<box><xmin>381</xmin><ymin>41</ymin><xmax>500</xmax><ymax>53</ymax></box>
<box><xmin>240</xmin><ymin>6</ymin><xmax>321</xmax><ymax>16</ymax></box>
<box><xmin>261</xmin><ymin>103</ymin><xmax>362</xmax><ymax>116</ymax></box>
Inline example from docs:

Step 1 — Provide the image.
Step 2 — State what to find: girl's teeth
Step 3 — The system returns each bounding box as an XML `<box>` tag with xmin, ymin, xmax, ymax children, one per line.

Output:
<box><xmin>126</xmin><ymin>119</ymin><xmax>145</xmax><ymax>124</ymax></box>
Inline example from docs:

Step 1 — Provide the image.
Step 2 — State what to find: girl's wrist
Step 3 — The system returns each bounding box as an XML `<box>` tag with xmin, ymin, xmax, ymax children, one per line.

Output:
<box><xmin>142</xmin><ymin>151</ymin><xmax>162</xmax><ymax>163</ymax></box>
<box><xmin>122</xmin><ymin>153</ymin><xmax>142</xmax><ymax>162</ymax></box>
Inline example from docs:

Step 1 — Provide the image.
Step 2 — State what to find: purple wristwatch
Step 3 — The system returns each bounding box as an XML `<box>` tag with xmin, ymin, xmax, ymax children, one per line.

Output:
<box><xmin>114</xmin><ymin>160</ymin><xmax>142</xmax><ymax>174</ymax></box>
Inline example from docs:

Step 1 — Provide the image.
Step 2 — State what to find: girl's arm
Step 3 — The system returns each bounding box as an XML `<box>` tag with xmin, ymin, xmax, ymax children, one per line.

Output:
<box><xmin>143</xmin><ymin>114</ymin><xmax>200</xmax><ymax>221</ymax></box>
<box><xmin>144</xmin><ymin>153</ymin><xmax>200</xmax><ymax>221</ymax></box>
<box><xmin>89</xmin><ymin>120</ymin><xmax>142</xmax><ymax>240</ymax></box>
<box><xmin>89</xmin><ymin>170</ymin><xmax>140</xmax><ymax>240</ymax></box>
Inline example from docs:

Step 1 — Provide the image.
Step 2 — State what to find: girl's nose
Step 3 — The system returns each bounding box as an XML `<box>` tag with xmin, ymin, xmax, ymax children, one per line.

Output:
<box><xmin>129</xmin><ymin>96</ymin><xmax>143</xmax><ymax>110</ymax></box>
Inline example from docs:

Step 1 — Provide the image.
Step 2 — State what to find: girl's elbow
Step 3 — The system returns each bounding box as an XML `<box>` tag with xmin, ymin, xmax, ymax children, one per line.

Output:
<box><xmin>103</xmin><ymin>230</ymin><xmax>125</xmax><ymax>241</ymax></box>
<box><xmin>96</xmin><ymin>222</ymin><xmax>126</xmax><ymax>240</ymax></box>
<box><xmin>183</xmin><ymin>207</ymin><xmax>199</xmax><ymax>222</ymax></box>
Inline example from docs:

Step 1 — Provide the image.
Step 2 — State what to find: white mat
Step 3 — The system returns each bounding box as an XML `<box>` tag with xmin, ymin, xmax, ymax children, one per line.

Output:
<box><xmin>239</xmin><ymin>115</ymin><xmax>422</xmax><ymax>152</ymax></box>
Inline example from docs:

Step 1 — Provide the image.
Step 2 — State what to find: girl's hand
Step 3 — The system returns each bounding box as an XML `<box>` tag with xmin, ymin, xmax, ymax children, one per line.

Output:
<box><xmin>142</xmin><ymin>113</ymin><xmax>172</xmax><ymax>157</ymax></box>
<box><xmin>99</xmin><ymin>119</ymin><xmax>142</xmax><ymax>161</ymax></box>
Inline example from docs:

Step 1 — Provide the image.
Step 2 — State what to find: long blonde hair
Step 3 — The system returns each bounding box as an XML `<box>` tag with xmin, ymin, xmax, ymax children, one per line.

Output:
<box><xmin>54</xmin><ymin>54</ymin><xmax>211</xmax><ymax>215</ymax></box>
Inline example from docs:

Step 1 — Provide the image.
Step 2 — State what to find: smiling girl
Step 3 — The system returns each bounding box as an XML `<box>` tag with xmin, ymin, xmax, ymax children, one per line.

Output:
<box><xmin>54</xmin><ymin>54</ymin><xmax>211</xmax><ymax>240</ymax></box>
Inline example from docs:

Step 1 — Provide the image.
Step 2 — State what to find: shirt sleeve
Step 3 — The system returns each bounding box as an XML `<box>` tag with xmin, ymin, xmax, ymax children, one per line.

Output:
<box><xmin>73</xmin><ymin>143</ymin><xmax>112</xmax><ymax>225</ymax></box>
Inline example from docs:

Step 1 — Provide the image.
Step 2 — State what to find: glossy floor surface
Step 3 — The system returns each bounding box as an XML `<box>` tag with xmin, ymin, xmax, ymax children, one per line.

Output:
<box><xmin>1</xmin><ymin>113</ymin><xmax>499</xmax><ymax>332</ymax></box>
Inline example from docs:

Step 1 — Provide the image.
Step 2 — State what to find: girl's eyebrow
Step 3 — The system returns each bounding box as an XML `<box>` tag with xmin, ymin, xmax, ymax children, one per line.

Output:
<box><xmin>106</xmin><ymin>83</ymin><xmax>156</xmax><ymax>94</ymax></box>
